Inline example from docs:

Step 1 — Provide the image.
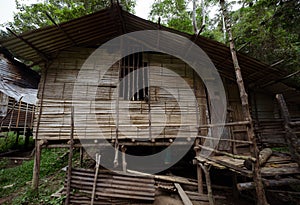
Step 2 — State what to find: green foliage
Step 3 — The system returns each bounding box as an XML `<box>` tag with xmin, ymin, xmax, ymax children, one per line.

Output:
<box><xmin>150</xmin><ymin>0</ymin><xmax>193</xmax><ymax>33</ymax></box>
<box><xmin>0</xmin><ymin>148</ymin><xmax>68</xmax><ymax>199</ymax></box>
<box><xmin>149</xmin><ymin>0</ymin><xmax>224</xmax><ymax>39</ymax></box>
<box><xmin>271</xmin><ymin>147</ymin><xmax>289</xmax><ymax>153</ymax></box>
<box><xmin>0</xmin><ymin>132</ymin><xmax>34</xmax><ymax>152</ymax></box>
<box><xmin>231</xmin><ymin>0</ymin><xmax>300</xmax><ymax>74</ymax></box>
<box><xmin>1</xmin><ymin>0</ymin><xmax>136</xmax><ymax>35</ymax></box>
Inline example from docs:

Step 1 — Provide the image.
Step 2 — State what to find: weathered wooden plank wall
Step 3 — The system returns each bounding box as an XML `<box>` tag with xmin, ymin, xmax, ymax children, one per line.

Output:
<box><xmin>34</xmin><ymin>49</ymin><xmax>205</xmax><ymax>140</ymax></box>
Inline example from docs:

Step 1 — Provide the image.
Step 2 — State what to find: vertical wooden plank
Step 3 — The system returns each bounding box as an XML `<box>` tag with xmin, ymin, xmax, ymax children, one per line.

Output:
<box><xmin>136</xmin><ymin>52</ymin><xmax>140</xmax><ymax>100</ymax></box>
<box><xmin>132</xmin><ymin>53</ymin><xmax>136</xmax><ymax>100</ymax></box>
<box><xmin>32</xmin><ymin>140</ymin><xmax>42</xmax><ymax>190</ymax></box>
<box><xmin>80</xmin><ymin>147</ymin><xmax>83</xmax><ymax>167</ymax></box>
<box><xmin>32</xmin><ymin>62</ymin><xmax>49</xmax><ymax>191</ymax></box>
<box><xmin>23</xmin><ymin>103</ymin><xmax>29</xmax><ymax>139</ymax></box>
<box><xmin>195</xmin><ymin>139</ymin><xmax>204</xmax><ymax>194</ymax></box>
<box><xmin>148</xmin><ymin>68</ymin><xmax>152</xmax><ymax>141</ymax></box>
<box><xmin>127</xmin><ymin>55</ymin><xmax>130</xmax><ymax>100</ymax></box>
<box><xmin>199</xmin><ymin>163</ymin><xmax>214</xmax><ymax>205</ymax></box>
<box><xmin>193</xmin><ymin>72</ymin><xmax>204</xmax><ymax>194</ymax></box>
<box><xmin>121</xmin><ymin>145</ymin><xmax>127</xmax><ymax>172</ymax></box>
<box><xmin>8</xmin><ymin>103</ymin><xmax>15</xmax><ymax>131</ymax></box>
<box><xmin>16</xmin><ymin>100</ymin><xmax>22</xmax><ymax>128</ymax></box>
<box><xmin>65</xmin><ymin>106</ymin><xmax>74</xmax><ymax>205</ymax></box>
<box><xmin>30</xmin><ymin>104</ymin><xmax>35</xmax><ymax>129</ymax></box>
<box><xmin>91</xmin><ymin>153</ymin><xmax>101</xmax><ymax>205</ymax></box>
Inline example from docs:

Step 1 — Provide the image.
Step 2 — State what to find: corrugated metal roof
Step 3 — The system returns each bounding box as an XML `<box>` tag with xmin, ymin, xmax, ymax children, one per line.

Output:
<box><xmin>0</xmin><ymin>4</ymin><xmax>298</xmax><ymax>102</ymax></box>
<box><xmin>0</xmin><ymin>48</ymin><xmax>40</xmax><ymax>89</ymax></box>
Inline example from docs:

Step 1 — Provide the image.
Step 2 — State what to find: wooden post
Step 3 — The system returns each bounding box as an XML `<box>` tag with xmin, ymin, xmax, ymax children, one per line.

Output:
<box><xmin>276</xmin><ymin>94</ymin><xmax>300</xmax><ymax>167</ymax></box>
<box><xmin>121</xmin><ymin>145</ymin><xmax>127</xmax><ymax>172</ymax></box>
<box><xmin>195</xmin><ymin>139</ymin><xmax>204</xmax><ymax>194</ymax></box>
<box><xmin>91</xmin><ymin>153</ymin><xmax>101</xmax><ymax>205</ymax></box>
<box><xmin>23</xmin><ymin>103</ymin><xmax>29</xmax><ymax>140</ymax></box>
<box><xmin>65</xmin><ymin>106</ymin><xmax>74</xmax><ymax>205</ymax></box>
<box><xmin>16</xmin><ymin>100</ymin><xmax>22</xmax><ymax>128</ymax></box>
<box><xmin>199</xmin><ymin>163</ymin><xmax>214</xmax><ymax>205</ymax></box>
<box><xmin>32</xmin><ymin>140</ymin><xmax>42</xmax><ymax>190</ymax></box>
<box><xmin>80</xmin><ymin>147</ymin><xmax>84</xmax><ymax>167</ymax></box>
<box><xmin>148</xmin><ymin>68</ymin><xmax>152</xmax><ymax>141</ymax></box>
<box><xmin>219</xmin><ymin>1</ymin><xmax>268</xmax><ymax>204</ymax></box>
<box><xmin>193</xmin><ymin>71</ymin><xmax>204</xmax><ymax>194</ymax></box>
<box><xmin>32</xmin><ymin>62</ymin><xmax>50</xmax><ymax>191</ymax></box>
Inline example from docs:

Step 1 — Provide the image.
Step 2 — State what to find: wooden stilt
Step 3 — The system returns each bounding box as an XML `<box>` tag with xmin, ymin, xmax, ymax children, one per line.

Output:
<box><xmin>121</xmin><ymin>145</ymin><xmax>127</xmax><ymax>172</ymax></box>
<box><xmin>197</xmin><ymin>164</ymin><xmax>203</xmax><ymax>194</ymax></box>
<box><xmin>232</xmin><ymin>174</ymin><xmax>239</xmax><ymax>200</ymax></box>
<box><xmin>32</xmin><ymin>140</ymin><xmax>42</xmax><ymax>190</ymax></box>
<box><xmin>199</xmin><ymin>163</ymin><xmax>214</xmax><ymax>205</ymax></box>
<box><xmin>23</xmin><ymin>103</ymin><xmax>29</xmax><ymax>140</ymax></box>
<box><xmin>16</xmin><ymin>100</ymin><xmax>22</xmax><ymax>128</ymax></box>
<box><xmin>15</xmin><ymin>131</ymin><xmax>19</xmax><ymax>145</ymax></box>
<box><xmin>219</xmin><ymin>1</ymin><xmax>268</xmax><ymax>204</ymax></box>
<box><xmin>195</xmin><ymin>139</ymin><xmax>204</xmax><ymax>194</ymax></box>
<box><xmin>91</xmin><ymin>153</ymin><xmax>101</xmax><ymax>205</ymax></box>
<box><xmin>80</xmin><ymin>147</ymin><xmax>84</xmax><ymax>167</ymax></box>
<box><xmin>32</xmin><ymin>61</ymin><xmax>50</xmax><ymax>192</ymax></box>
<box><xmin>65</xmin><ymin>106</ymin><xmax>74</xmax><ymax>205</ymax></box>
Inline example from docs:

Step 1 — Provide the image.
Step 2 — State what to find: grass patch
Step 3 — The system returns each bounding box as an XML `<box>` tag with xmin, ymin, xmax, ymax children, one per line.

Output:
<box><xmin>0</xmin><ymin>132</ymin><xmax>34</xmax><ymax>153</ymax></box>
<box><xmin>0</xmin><ymin>148</ymin><xmax>70</xmax><ymax>204</ymax></box>
<box><xmin>271</xmin><ymin>147</ymin><xmax>290</xmax><ymax>153</ymax></box>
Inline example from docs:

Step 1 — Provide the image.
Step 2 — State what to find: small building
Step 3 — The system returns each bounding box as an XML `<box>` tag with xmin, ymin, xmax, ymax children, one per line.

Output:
<box><xmin>0</xmin><ymin>48</ymin><xmax>40</xmax><ymax>135</ymax></box>
<box><xmin>0</xmin><ymin>4</ymin><xmax>299</xmax><ymax>204</ymax></box>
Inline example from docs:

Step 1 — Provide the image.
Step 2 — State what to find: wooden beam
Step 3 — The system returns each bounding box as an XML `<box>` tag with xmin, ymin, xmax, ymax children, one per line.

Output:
<box><xmin>32</xmin><ymin>140</ymin><xmax>45</xmax><ymax>190</ymax></box>
<box><xmin>260</xmin><ymin>70</ymin><xmax>300</xmax><ymax>88</ymax></box>
<box><xmin>198</xmin><ymin>120</ymin><xmax>250</xmax><ymax>128</ymax></box>
<box><xmin>6</xmin><ymin>28</ymin><xmax>49</xmax><ymax>61</ymax></box>
<box><xmin>237</xmin><ymin>178</ymin><xmax>300</xmax><ymax>191</ymax></box>
<box><xmin>197</xmin><ymin>145</ymin><xmax>256</xmax><ymax>162</ymax></box>
<box><xmin>174</xmin><ymin>183</ymin><xmax>193</xmax><ymax>205</ymax></box>
<box><xmin>115</xmin><ymin>2</ymin><xmax>126</xmax><ymax>34</ymax></box>
<box><xmin>45</xmin><ymin>12</ymin><xmax>77</xmax><ymax>46</ymax></box>
<box><xmin>199</xmin><ymin>163</ymin><xmax>214</xmax><ymax>205</ymax></box>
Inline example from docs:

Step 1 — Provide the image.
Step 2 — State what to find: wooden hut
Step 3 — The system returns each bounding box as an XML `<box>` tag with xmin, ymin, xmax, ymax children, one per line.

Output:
<box><xmin>0</xmin><ymin>48</ymin><xmax>40</xmax><ymax>136</ymax></box>
<box><xmin>0</xmin><ymin>4</ymin><xmax>299</xmax><ymax>204</ymax></box>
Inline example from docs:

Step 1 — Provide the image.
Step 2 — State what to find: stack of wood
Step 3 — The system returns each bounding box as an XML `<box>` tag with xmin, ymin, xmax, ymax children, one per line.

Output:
<box><xmin>63</xmin><ymin>167</ymin><xmax>155</xmax><ymax>204</ymax></box>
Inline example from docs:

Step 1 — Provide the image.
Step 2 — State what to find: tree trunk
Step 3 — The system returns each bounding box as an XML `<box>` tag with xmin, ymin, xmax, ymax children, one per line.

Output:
<box><xmin>219</xmin><ymin>1</ymin><xmax>269</xmax><ymax>204</ymax></box>
<box><xmin>192</xmin><ymin>0</ymin><xmax>198</xmax><ymax>33</ymax></box>
<box><xmin>201</xmin><ymin>0</ymin><xmax>206</xmax><ymax>27</ymax></box>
